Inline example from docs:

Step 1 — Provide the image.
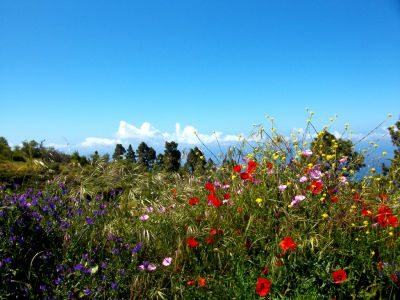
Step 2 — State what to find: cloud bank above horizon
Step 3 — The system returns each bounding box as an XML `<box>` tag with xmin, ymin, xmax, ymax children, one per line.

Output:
<box><xmin>80</xmin><ymin>120</ymin><xmax>242</xmax><ymax>148</ymax></box>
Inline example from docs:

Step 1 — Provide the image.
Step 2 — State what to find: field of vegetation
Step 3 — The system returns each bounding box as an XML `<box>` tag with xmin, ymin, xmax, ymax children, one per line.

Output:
<box><xmin>1</xmin><ymin>116</ymin><xmax>399</xmax><ymax>299</ymax></box>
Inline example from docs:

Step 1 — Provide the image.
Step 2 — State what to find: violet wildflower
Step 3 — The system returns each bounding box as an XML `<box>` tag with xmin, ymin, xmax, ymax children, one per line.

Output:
<box><xmin>85</xmin><ymin>218</ymin><xmax>95</xmax><ymax>225</ymax></box>
<box><xmin>162</xmin><ymin>257</ymin><xmax>172</xmax><ymax>266</ymax></box>
<box><xmin>139</xmin><ymin>214</ymin><xmax>149</xmax><ymax>221</ymax></box>
<box><xmin>132</xmin><ymin>242</ymin><xmax>144</xmax><ymax>253</ymax></box>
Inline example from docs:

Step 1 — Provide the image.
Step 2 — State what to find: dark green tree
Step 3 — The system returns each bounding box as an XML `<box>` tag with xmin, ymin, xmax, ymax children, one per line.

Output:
<box><xmin>90</xmin><ymin>150</ymin><xmax>100</xmax><ymax>164</ymax></box>
<box><xmin>163</xmin><ymin>141</ymin><xmax>181</xmax><ymax>172</ymax></box>
<box><xmin>0</xmin><ymin>136</ymin><xmax>12</xmax><ymax>160</ymax></box>
<box><xmin>206</xmin><ymin>158</ymin><xmax>215</xmax><ymax>171</ymax></box>
<box><xmin>126</xmin><ymin>144</ymin><xmax>136</xmax><ymax>163</ymax></box>
<box><xmin>21</xmin><ymin>140</ymin><xmax>41</xmax><ymax>159</ymax></box>
<box><xmin>70</xmin><ymin>151</ymin><xmax>88</xmax><ymax>166</ymax></box>
<box><xmin>311</xmin><ymin>131</ymin><xmax>365</xmax><ymax>173</ymax></box>
<box><xmin>136</xmin><ymin>142</ymin><xmax>156</xmax><ymax>170</ymax></box>
<box><xmin>112</xmin><ymin>144</ymin><xmax>126</xmax><ymax>161</ymax></box>
<box><xmin>387</xmin><ymin>120</ymin><xmax>400</xmax><ymax>179</ymax></box>
<box><xmin>155</xmin><ymin>153</ymin><xmax>164</xmax><ymax>169</ymax></box>
<box><xmin>101</xmin><ymin>153</ymin><xmax>110</xmax><ymax>163</ymax></box>
<box><xmin>184</xmin><ymin>147</ymin><xmax>206</xmax><ymax>174</ymax></box>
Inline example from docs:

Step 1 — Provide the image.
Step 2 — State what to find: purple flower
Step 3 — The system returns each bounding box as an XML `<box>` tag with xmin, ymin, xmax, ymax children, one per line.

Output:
<box><xmin>132</xmin><ymin>242</ymin><xmax>144</xmax><ymax>253</ymax></box>
<box><xmin>55</xmin><ymin>277</ymin><xmax>62</xmax><ymax>285</ymax></box>
<box><xmin>111</xmin><ymin>282</ymin><xmax>118</xmax><ymax>289</ymax></box>
<box><xmin>74</xmin><ymin>264</ymin><xmax>85</xmax><ymax>272</ymax></box>
<box><xmin>310</xmin><ymin>170</ymin><xmax>322</xmax><ymax>179</ymax></box>
<box><xmin>101</xmin><ymin>261</ymin><xmax>107</xmax><ymax>269</ymax></box>
<box><xmin>85</xmin><ymin>218</ymin><xmax>95</xmax><ymax>225</ymax></box>
<box><xmin>84</xmin><ymin>288</ymin><xmax>91</xmax><ymax>295</ymax></box>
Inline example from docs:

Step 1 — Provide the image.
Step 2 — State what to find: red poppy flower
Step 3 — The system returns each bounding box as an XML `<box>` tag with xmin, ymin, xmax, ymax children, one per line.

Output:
<box><xmin>233</xmin><ymin>164</ymin><xmax>241</xmax><ymax>173</ymax></box>
<box><xmin>332</xmin><ymin>269</ymin><xmax>347</xmax><ymax>283</ymax></box>
<box><xmin>206</xmin><ymin>237</ymin><xmax>215</xmax><ymax>245</ymax></box>
<box><xmin>205</xmin><ymin>182</ymin><xmax>215</xmax><ymax>192</ymax></box>
<box><xmin>198</xmin><ymin>277</ymin><xmax>206</xmax><ymax>287</ymax></box>
<box><xmin>261</xmin><ymin>266</ymin><xmax>269</xmax><ymax>275</ymax></box>
<box><xmin>208</xmin><ymin>193</ymin><xmax>222</xmax><ymax>207</ymax></box>
<box><xmin>186</xmin><ymin>280</ymin><xmax>195</xmax><ymax>285</ymax></box>
<box><xmin>266</xmin><ymin>163</ymin><xmax>273</xmax><ymax>170</ymax></box>
<box><xmin>279</xmin><ymin>236</ymin><xmax>297</xmax><ymax>253</ymax></box>
<box><xmin>256</xmin><ymin>277</ymin><xmax>272</xmax><ymax>296</ymax></box>
<box><xmin>248</xmin><ymin>161</ymin><xmax>257</xmax><ymax>174</ymax></box>
<box><xmin>240</xmin><ymin>172</ymin><xmax>249</xmax><ymax>180</ymax></box>
<box><xmin>378</xmin><ymin>261</ymin><xmax>383</xmax><ymax>270</ymax></box>
<box><xmin>379</xmin><ymin>193</ymin><xmax>388</xmax><ymax>200</ymax></box>
<box><xmin>330</xmin><ymin>196</ymin><xmax>339</xmax><ymax>203</ymax></box>
<box><xmin>234</xmin><ymin>229</ymin><xmax>241</xmax><ymax>235</ymax></box>
<box><xmin>237</xmin><ymin>207</ymin><xmax>243</xmax><ymax>214</ymax></box>
<box><xmin>188</xmin><ymin>197</ymin><xmax>200</xmax><ymax>205</ymax></box>
<box><xmin>353</xmin><ymin>192</ymin><xmax>363</xmax><ymax>203</ymax></box>
<box><xmin>223</xmin><ymin>193</ymin><xmax>230</xmax><ymax>200</ymax></box>
<box><xmin>186</xmin><ymin>238</ymin><xmax>199</xmax><ymax>248</ymax></box>
<box><xmin>375</xmin><ymin>205</ymin><xmax>398</xmax><ymax>226</ymax></box>
<box><xmin>361</xmin><ymin>209</ymin><xmax>372</xmax><ymax>218</ymax></box>
<box><xmin>309</xmin><ymin>181</ymin><xmax>323</xmax><ymax>194</ymax></box>
<box><xmin>390</xmin><ymin>273</ymin><xmax>398</xmax><ymax>283</ymax></box>
<box><xmin>209</xmin><ymin>227</ymin><xmax>223</xmax><ymax>235</ymax></box>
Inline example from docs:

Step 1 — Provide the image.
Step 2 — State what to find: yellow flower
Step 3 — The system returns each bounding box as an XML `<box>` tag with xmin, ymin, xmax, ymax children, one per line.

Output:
<box><xmin>389</xmin><ymin>232</ymin><xmax>394</xmax><ymax>237</ymax></box>
<box><xmin>256</xmin><ymin>198</ymin><xmax>263</xmax><ymax>204</ymax></box>
<box><xmin>363</xmin><ymin>221</ymin><xmax>369</xmax><ymax>226</ymax></box>
<box><xmin>370</xmin><ymin>250</ymin><xmax>375</xmax><ymax>255</ymax></box>
<box><xmin>322</xmin><ymin>213</ymin><xmax>329</xmax><ymax>219</ymax></box>
<box><xmin>232</xmin><ymin>175</ymin><xmax>237</xmax><ymax>180</ymax></box>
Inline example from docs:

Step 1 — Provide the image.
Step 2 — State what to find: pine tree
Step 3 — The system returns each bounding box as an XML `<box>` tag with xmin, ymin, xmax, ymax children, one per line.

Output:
<box><xmin>163</xmin><ymin>141</ymin><xmax>181</xmax><ymax>172</ymax></box>
<box><xmin>136</xmin><ymin>142</ymin><xmax>156</xmax><ymax>170</ymax></box>
<box><xmin>126</xmin><ymin>144</ymin><xmax>136</xmax><ymax>163</ymax></box>
<box><xmin>185</xmin><ymin>147</ymin><xmax>206</xmax><ymax>174</ymax></box>
<box><xmin>112</xmin><ymin>144</ymin><xmax>126</xmax><ymax>161</ymax></box>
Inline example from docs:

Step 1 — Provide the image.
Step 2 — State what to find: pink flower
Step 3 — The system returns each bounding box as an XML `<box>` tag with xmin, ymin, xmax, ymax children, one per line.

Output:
<box><xmin>147</xmin><ymin>263</ymin><xmax>156</xmax><ymax>272</ymax></box>
<box><xmin>310</xmin><ymin>170</ymin><xmax>322</xmax><ymax>179</ymax></box>
<box><xmin>278</xmin><ymin>184</ymin><xmax>287</xmax><ymax>191</ymax></box>
<box><xmin>138</xmin><ymin>265</ymin><xmax>146</xmax><ymax>272</ymax></box>
<box><xmin>302</xmin><ymin>149</ymin><xmax>313</xmax><ymax>157</ymax></box>
<box><xmin>139</xmin><ymin>215</ymin><xmax>149</xmax><ymax>221</ymax></box>
<box><xmin>299</xmin><ymin>176</ymin><xmax>308</xmax><ymax>183</ymax></box>
<box><xmin>291</xmin><ymin>195</ymin><xmax>306</xmax><ymax>207</ymax></box>
<box><xmin>162</xmin><ymin>257</ymin><xmax>172</xmax><ymax>266</ymax></box>
<box><xmin>339</xmin><ymin>157</ymin><xmax>347</xmax><ymax>163</ymax></box>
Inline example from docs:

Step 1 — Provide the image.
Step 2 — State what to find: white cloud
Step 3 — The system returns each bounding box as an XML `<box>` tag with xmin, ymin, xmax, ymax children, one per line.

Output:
<box><xmin>111</xmin><ymin>120</ymin><xmax>242</xmax><ymax>145</ymax></box>
<box><xmin>116</xmin><ymin>121</ymin><xmax>160</xmax><ymax>139</ymax></box>
<box><xmin>81</xmin><ymin>137</ymin><xmax>119</xmax><ymax>147</ymax></box>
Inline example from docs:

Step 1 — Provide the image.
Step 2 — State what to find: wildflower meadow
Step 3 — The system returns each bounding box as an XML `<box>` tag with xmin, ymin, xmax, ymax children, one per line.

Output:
<box><xmin>1</xmin><ymin>115</ymin><xmax>399</xmax><ymax>299</ymax></box>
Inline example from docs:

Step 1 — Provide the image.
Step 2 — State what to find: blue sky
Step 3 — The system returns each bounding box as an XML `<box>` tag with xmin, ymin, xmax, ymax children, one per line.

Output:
<box><xmin>0</xmin><ymin>0</ymin><xmax>399</xmax><ymax>154</ymax></box>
